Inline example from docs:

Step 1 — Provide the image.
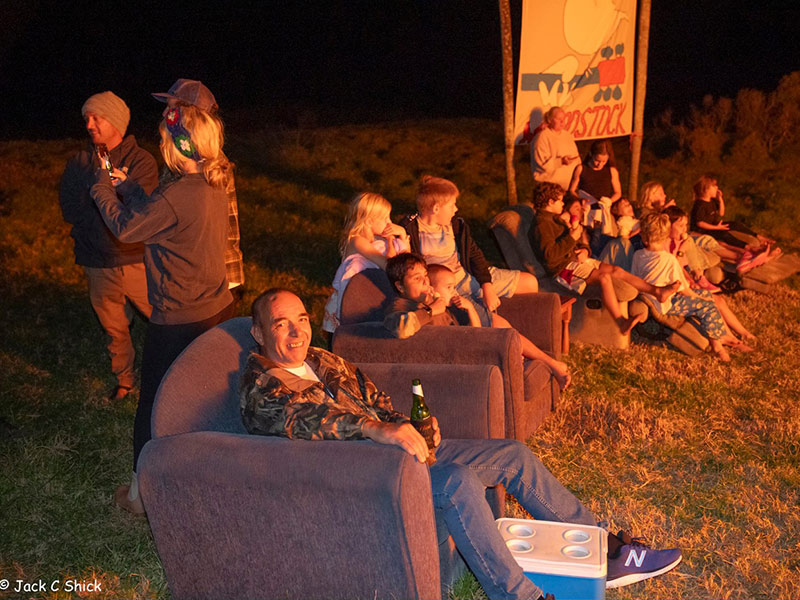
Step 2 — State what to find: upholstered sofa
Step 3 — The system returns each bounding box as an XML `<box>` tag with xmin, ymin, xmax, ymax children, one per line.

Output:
<box><xmin>330</xmin><ymin>268</ymin><xmax>562</xmax><ymax>441</ymax></box>
<box><xmin>138</xmin><ymin>316</ymin><xmax>508</xmax><ymax>600</ymax></box>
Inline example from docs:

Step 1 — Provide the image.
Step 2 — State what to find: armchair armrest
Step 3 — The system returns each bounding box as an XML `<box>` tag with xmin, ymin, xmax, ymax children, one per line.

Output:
<box><xmin>333</xmin><ymin>324</ymin><xmax>527</xmax><ymax>440</ymax></box>
<box><xmin>496</xmin><ymin>292</ymin><xmax>561</xmax><ymax>358</ymax></box>
<box><xmin>356</xmin><ymin>363</ymin><xmax>505</xmax><ymax>439</ymax></box>
<box><xmin>139</xmin><ymin>432</ymin><xmax>441</xmax><ymax>600</ymax></box>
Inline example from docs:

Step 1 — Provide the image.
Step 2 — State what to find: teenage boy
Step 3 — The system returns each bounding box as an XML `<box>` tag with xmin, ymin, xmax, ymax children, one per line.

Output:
<box><xmin>384</xmin><ymin>254</ymin><xmax>571</xmax><ymax>389</ymax></box>
<box><xmin>529</xmin><ymin>182</ymin><xmax>679</xmax><ymax>335</ymax></box>
<box><xmin>401</xmin><ymin>176</ymin><xmax>538</xmax><ymax>326</ymax></box>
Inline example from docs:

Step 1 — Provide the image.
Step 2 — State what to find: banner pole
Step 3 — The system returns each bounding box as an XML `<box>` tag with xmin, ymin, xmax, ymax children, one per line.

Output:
<box><xmin>499</xmin><ymin>0</ymin><xmax>518</xmax><ymax>205</ymax></box>
<box><xmin>629</xmin><ymin>0</ymin><xmax>651</xmax><ymax>203</ymax></box>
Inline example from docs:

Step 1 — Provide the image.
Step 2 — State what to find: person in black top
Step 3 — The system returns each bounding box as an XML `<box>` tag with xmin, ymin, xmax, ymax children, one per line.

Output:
<box><xmin>690</xmin><ymin>175</ymin><xmax>780</xmax><ymax>269</ymax></box>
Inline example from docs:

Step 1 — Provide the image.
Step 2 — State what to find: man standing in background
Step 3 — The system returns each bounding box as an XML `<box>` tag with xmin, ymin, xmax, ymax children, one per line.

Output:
<box><xmin>59</xmin><ymin>91</ymin><xmax>158</xmax><ymax>401</ymax></box>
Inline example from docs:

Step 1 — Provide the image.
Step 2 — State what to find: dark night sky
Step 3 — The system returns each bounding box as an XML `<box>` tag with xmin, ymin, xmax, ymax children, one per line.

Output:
<box><xmin>1</xmin><ymin>1</ymin><xmax>798</xmax><ymax>139</ymax></box>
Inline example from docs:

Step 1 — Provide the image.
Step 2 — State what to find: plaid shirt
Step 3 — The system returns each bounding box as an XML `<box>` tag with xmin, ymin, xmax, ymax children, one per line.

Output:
<box><xmin>225</xmin><ymin>185</ymin><xmax>244</xmax><ymax>288</ymax></box>
<box><xmin>240</xmin><ymin>347</ymin><xmax>409</xmax><ymax>440</ymax></box>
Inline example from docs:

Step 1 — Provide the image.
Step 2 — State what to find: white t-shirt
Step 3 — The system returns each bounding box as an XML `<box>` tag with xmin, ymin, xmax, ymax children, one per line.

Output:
<box><xmin>417</xmin><ymin>220</ymin><xmax>465</xmax><ymax>279</ymax></box>
<box><xmin>631</xmin><ymin>248</ymin><xmax>688</xmax><ymax>313</ymax></box>
<box><xmin>531</xmin><ymin>128</ymin><xmax>579</xmax><ymax>191</ymax></box>
<box><xmin>284</xmin><ymin>362</ymin><xmax>321</xmax><ymax>382</ymax></box>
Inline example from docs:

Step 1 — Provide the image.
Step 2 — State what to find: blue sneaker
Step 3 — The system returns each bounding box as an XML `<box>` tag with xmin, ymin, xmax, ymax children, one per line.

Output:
<box><xmin>606</xmin><ymin>531</ymin><xmax>682</xmax><ymax>589</ymax></box>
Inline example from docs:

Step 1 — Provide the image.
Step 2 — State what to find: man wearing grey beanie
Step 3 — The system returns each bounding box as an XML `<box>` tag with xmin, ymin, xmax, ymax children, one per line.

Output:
<box><xmin>59</xmin><ymin>91</ymin><xmax>159</xmax><ymax>402</ymax></box>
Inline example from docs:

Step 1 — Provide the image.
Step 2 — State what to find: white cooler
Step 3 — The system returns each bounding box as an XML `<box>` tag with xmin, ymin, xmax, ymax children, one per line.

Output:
<box><xmin>496</xmin><ymin>518</ymin><xmax>607</xmax><ymax>600</ymax></box>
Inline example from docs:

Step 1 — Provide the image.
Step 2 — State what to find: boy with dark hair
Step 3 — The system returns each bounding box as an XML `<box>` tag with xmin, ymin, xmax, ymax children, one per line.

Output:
<box><xmin>383</xmin><ymin>253</ymin><xmax>459</xmax><ymax>338</ymax></box>
<box><xmin>385</xmin><ymin>254</ymin><xmax>571</xmax><ymax>388</ymax></box>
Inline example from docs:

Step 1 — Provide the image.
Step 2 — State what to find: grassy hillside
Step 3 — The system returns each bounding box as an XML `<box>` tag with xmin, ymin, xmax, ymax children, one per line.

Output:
<box><xmin>1</xmin><ymin>118</ymin><xmax>799</xmax><ymax>599</ymax></box>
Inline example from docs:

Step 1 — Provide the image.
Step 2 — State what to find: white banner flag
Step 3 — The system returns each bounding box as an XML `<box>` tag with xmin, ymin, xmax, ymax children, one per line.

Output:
<box><xmin>514</xmin><ymin>0</ymin><xmax>637</xmax><ymax>144</ymax></box>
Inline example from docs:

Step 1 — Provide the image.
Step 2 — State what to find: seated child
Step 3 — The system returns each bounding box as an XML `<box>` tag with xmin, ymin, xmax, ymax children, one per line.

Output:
<box><xmin>562</xmin><ymin>193</ymin><xmax>591</xmax><ymax>247</ymax></box>
<box><xmin>664</xmin><ymin>205</ymin><xmax>722</xmax><ymax>292</ymax></box>
<box><xmin>401</xmin><ymin>176</ymin><xmax>538</xmax><ymax>327</ymax></box>
<box><xmin>383</xmin><ymin>254</ymin><xmax>571</xmax><ymax>389</ymax></box>
<box><xmin>598</xmin><ymin>198</ymin><xmax>643</xmax><ymax>272</ymax></box>
<box><xmin>323</xmin><ymin>192</ymin><xmax>410</xmax><ymax>333</ymax></box>
<box><xmin>529</xmin><ymin>182</ymin><xmax>680</xmax><ymax>335</ymax></box>
<box><xmin>690</xmin><ymin>174</ymin><xmax>780</xmax><ymax>269</ymax></box>
<box><xmin>632</xmin><ymin>213</ymin><xmax>755</xmax><ymax>362</ymax></box>
<box><xmin>636</xmin><ymin>180</ymin><xmax>676</xmax><ymax>219</ymax></box>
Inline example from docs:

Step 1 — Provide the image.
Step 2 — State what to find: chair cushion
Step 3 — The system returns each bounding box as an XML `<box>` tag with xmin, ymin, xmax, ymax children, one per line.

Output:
<box><xmin>339</xmin><ymin>269</ymin><xmax>396</xmax><ymax>325</ymax></box>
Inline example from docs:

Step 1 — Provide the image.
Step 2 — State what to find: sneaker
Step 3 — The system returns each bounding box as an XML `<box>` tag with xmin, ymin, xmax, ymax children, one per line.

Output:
<box><xmin>114</xmin><ymin>484</ymin><xmax>146</xmax><ymax>516</ymax></box>
<box><xmin>606</xmin><ymin>531</ymin><xmax>682</xmax><ymax>589</ymax></box>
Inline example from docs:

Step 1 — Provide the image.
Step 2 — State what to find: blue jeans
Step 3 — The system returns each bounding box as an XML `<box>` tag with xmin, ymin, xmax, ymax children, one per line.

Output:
<box><xmin>431</xmin><ymin>439</ymin><xmax>596</xmax><ymax>599</ymax></box>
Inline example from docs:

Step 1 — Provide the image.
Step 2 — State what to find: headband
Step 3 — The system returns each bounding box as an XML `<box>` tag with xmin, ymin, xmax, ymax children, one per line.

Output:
<box><xmin>165</xmin><ymin>107</ymin><xmax>201</xmax><ymax>161</ymax></box>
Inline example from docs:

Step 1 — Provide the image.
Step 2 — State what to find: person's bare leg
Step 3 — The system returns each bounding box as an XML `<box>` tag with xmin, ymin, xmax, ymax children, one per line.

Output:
<box><xmin>514</xmin><ymin>272</ymin><xmax>539</xmax><ymax>294</ymax></box>
<box><xmin>712</xmin><ymin>295</ymin><xmax>755</xmax><ymax>340</ymax></box>
<box><xmin>492</xmin><ymin>314</ymin><xmax>571</xmax><ymax>389</ymax></box>
<box><xmin>596</xmin><ymin>263</ymin><xmax>681</xmax><ymax>304</ymax></box>
<box><xmin>583</xmin><ymin>269</ymin><xmax>645</xmax><ymax>335</ymax></box>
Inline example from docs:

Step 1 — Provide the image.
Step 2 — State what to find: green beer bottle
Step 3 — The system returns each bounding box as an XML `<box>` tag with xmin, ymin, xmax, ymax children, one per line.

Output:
<box><xmin>410</xmin><ymin>378</ymin><xmax>437</xmax><ymax>466</ymax></box>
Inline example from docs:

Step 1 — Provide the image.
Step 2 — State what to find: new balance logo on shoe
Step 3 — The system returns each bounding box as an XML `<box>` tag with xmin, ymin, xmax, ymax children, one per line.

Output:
<box><xmin>607</xmin><ymin>532</ymin><xmax>681</xmax><ymax>589</ymax></box>
<box><xmin>624</xmin><ymin>549</ymin><xmax>646</xmax><ymax>568</ymax></box>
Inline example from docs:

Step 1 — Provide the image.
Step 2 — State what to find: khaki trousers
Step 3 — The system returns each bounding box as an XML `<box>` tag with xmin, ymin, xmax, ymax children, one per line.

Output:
<box><xmin>85</xmin><ymin>264</ymin><xmax>152</xmax><ymax>388</ymax></box>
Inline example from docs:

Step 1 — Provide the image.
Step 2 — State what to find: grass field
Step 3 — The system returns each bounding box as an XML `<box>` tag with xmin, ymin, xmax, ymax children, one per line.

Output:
<box><xmin>1</xmin><ymin>119</ymin><xmax>800</xmax><ymax>599</ymax></box>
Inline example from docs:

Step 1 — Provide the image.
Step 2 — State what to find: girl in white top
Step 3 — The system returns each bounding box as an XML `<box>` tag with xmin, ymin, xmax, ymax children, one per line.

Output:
<box><xmin>323</xmin><ymin>192</ymin><xmax>410</xmax><ymax>333</ymax></box>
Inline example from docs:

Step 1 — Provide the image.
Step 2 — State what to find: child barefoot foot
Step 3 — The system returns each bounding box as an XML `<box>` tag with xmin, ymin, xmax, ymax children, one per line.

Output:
<box><xmin>654</xmin><ymin>281</ymin><xmax>681</xmax><ymax>304</ymax></box>
<box><xmin>726</xmin><ymin>338</ymin><xmax>754</xmax><ymax>352</ymax></box>
<box><xmin>551</xmin><ymin>361</ymin><xmax>572</xmax><ymax>390</ymax></box>
<box><xmin>711</xmin><ymin>340</ymin><xmax>731</xmax><ymax>362</ymax></box>
<box><xmin>618</xmin><ymin>312</ymin><xmax>646</xmax><ymax>336</ymax></box>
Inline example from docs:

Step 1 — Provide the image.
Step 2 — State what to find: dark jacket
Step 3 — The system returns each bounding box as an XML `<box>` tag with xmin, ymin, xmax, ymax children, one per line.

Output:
<box><xmin>59</xmin><ymin>136</ymin><xmax>158</xmax><ymax>268</ymax></box>
<box><xmin>401</xmin><ymin>215</ymin><xmax>492</xmax><ymax>285</ymax></box>
<box><xmin>530</xmin><ymin>210</ymin><xmax>581</xmax><ymax>276</ymax></box>
<box><xmin>91</xmin><ymin>172</ymin><xmax>232</xmax><ymax>325</ymax></box>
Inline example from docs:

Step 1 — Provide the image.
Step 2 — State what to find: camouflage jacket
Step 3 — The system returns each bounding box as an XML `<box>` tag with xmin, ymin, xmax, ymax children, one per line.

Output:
<box><xmin>240</xmin><ymin>346</ymin><xmax>409</xmax><ymax>440</ymax></box>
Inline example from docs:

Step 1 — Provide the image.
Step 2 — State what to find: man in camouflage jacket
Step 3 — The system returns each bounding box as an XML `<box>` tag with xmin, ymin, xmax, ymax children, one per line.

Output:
<box><xmin>239</xmin><ymin>288</ymin><xmax>682</xmax><ymax>599</ymax></box>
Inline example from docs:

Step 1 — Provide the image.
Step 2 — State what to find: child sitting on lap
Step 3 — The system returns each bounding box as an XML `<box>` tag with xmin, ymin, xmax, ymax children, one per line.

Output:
<box><xmin>633</xmin><ymin>213</ymin><xmax>753</xmax><ymax>362</ymax></box>
<box><xmin>598</xmin><ymin>198</ymin><xmax>643</xmax><ymax>271</ymax></box>
<box><xmin>529</xmin><ymin>182</ymin><xmax>679</xmax><ymax>335</ymax></box>
<box><xmin>383</xmin><ymin>254</ymin><xmax>570</xmax><ymax>389</ymax></box>
<box><xmin>323</xmin><ymin>192</ymin><xmax>410</xmax><ymax>333</ymax></box>
<box><xmin>401</xmin><ymin>175</ymin><xmax>538</xmax><ymax>327</ymax></box>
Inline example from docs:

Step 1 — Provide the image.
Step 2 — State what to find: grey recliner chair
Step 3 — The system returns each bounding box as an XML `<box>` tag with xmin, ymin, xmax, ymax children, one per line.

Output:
<box><xmin>331</xmin><ymin>268</ymin><xmax>563</xmax><ymax>441</ymax></box>
<box><xmin>137</xmin><ymin>316</ymin><xmax>507</xmax><ymax>600</ymax></box>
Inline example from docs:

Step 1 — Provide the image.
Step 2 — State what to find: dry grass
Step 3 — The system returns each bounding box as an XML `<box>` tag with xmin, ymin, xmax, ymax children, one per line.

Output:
<box><xmin>1</xmin><ymin>120</ymin><xmax>800</xmax><ymax>599</ymax></box>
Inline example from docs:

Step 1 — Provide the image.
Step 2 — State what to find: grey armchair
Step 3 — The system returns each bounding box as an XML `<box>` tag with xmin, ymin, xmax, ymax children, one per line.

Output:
<box><xmin>137</xmin><ymin>317</ymin><xmax>506</xmax><ymax>600</ymax></box>
<box><xmin>331</xmin><ymin>268</ymin><xmax>562</xmax><ymax>441</ymax></box>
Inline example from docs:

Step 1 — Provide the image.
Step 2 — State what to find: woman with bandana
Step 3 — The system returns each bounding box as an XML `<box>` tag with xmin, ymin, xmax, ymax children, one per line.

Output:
<box><xmin>91</xmin><ymin>90</ymin><xmax>235</xmax><ymax>514</ymax></box>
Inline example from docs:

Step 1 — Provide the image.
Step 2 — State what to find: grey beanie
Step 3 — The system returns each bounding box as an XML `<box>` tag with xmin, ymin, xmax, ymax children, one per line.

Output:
<box><xmin>81</xmin><ymin>91</ymin><xmax>130</xmax><ymax>137</ymax></box>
